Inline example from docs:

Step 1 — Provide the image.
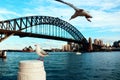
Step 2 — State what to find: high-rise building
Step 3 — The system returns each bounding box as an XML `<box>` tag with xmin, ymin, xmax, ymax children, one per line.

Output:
<box><xmin>62</xmin><ymin>42</ymin><xmax>80</xmax><ymax>52</ymax></box>
<box><xmin>94</xmin><ymin>39</ymin><xmax>98</xmax><ymax>45</ymax></box>
<box><xmin>94</xmin><ymin>39</ymin><xmax>103</xmax><ymax>46</ymax></box>
<box><xmin>88</xmin><ymin>37</ymin><xmax>93</xmax><ymax>51</ymax></box>
<box><xmin>99</xmin><ymin>40</ymin><xmax>103</xmax><ymax>46</ymax></box>
<box><xmin>62</xmin><ymin>44</ymin><xmax>71</xmax><ymax>51</ymax></box>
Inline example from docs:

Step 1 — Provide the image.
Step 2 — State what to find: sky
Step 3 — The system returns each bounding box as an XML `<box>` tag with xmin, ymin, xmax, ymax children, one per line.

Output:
<box><xmin>0</xmin><ymin>0</ymin><xmax>120</xmax><ymax>50</ymax></box>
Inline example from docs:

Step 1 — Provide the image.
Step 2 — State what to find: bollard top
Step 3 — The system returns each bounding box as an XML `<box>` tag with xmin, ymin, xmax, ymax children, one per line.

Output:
<box><xmin>19</xmin><ymin>60</ymin><xmax>44</xmax><ymax>68</ymax></box>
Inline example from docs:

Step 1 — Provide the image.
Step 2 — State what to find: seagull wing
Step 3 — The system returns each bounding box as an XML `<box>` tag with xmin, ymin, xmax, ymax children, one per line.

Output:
<box><xmin>39</xmin><ymin>48</ymin><xmax>48</xmax><ymax>55</ymax></box>
<box><xmin>55</xmin><ymin>0</ymin><xmax>79</xmax><ymax>11</ymax></box>
<box><xmin>36</xmin><ymin>51</ymin><xmax>44</xmax><ymax>57</ymax></box>
<box><xmin>36</xmin><ymin>48</ymin><xmax>47</xmax><ymax>57</ymax></box>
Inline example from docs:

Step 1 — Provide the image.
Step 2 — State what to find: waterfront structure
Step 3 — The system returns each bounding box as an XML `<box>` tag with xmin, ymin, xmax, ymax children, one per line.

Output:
<box><xmin>22</xmin><ymin>46</ymin><xmax>34</xmax><ymax>52</ymax></box>
<box><xmin>0</xmin><ymin>16</ymin><xmax>88</xmax><ymax>51</ymax></box>
<box><xmin>0</xmin><ymin>50</ymin><xmax>7</xmax><ymax>58</ymax></box>
<box><xmin>51</xmin><ymin>48</ymin><xmax>61</xmax><ymax>52</ymax></box>
<box><xmin>18</xmin><ymin>60</ymin><xmax>46</xmax><ymax>80</ymax></box>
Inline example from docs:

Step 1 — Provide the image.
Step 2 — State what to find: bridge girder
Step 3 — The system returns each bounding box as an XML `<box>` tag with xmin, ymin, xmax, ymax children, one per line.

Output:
<box><xmin>0</xmin><ymin>16</ymin><xmax>88</xmax><ymax>44</ymax></box>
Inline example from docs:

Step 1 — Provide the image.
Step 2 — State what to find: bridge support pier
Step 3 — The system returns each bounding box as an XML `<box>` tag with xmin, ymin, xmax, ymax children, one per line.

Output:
<box><xmin>79</xmin><ymin>39</ymin><xmax>89</xmax><ymax>52</ymax></box>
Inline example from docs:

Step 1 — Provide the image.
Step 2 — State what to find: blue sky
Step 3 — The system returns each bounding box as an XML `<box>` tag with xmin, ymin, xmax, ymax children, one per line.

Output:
<box><xmin>0</xmin><ymin>0</ymin><xmax>120</xmax><ymax>50</ymax></box>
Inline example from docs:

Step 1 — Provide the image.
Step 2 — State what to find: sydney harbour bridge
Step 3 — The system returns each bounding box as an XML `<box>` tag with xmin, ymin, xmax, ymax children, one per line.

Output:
<box><xmin>0</xmin><ymin>16</ymin><xmax>89</xmax><ymax>51</ymax></box>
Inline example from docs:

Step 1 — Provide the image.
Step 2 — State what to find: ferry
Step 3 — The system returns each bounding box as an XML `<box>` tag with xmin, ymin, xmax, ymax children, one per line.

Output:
<box><xmin>76</xmin><ymin>52</ymin><xmax>81</xmax><ymax>55</ymax></box>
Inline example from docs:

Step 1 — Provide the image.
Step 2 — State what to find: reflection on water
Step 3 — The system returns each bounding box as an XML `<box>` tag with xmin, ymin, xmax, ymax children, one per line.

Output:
<box><xmin>2</xmin><ymin>58</ymin><xmax>7</xmax><ymax>62</ymax></box>
<box><xmin>0</xmin><ymin>52</ymin><xmax>120</xmax><ymax>80</ymax></box>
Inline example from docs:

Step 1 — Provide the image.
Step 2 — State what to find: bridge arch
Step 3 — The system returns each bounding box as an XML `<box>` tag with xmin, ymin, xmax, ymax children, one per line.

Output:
<box><xmin>0</xmin><ymin>16</ymin><xmax>88</xmax><ymax>44</ymax></box>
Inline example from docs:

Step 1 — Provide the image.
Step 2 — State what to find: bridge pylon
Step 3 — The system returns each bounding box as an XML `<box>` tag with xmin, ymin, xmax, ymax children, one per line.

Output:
<box><xmin>0</xmin><ymin>33</ymin><xmax>14</xmax><ymax>42</ymax></box>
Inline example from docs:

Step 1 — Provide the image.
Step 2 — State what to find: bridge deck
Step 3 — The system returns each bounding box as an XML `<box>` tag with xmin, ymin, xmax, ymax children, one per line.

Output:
<box><xmin>0</xmin><ymin>29</ymin><xmax>81</xmax><ymax>43</ymax></box>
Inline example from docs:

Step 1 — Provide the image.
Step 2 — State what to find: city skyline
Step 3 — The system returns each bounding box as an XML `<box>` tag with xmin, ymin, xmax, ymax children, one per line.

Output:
<box><xmin>0</xmin><ymin>0</ymin><xmax>120</xmax><ymax>50</ymax></box>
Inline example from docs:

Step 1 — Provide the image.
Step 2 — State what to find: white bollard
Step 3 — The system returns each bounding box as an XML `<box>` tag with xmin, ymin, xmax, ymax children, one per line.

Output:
<box><xmin>18</xmin><ymin>60</ymin><xmax>46</xmax><ymax>80</ymax></box>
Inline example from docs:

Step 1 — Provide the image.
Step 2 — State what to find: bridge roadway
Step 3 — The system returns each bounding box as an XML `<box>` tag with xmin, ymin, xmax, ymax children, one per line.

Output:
<box><xmin>0</xmin><ymin>29</ymin><xmax>83</xmax><ymax>43</ymax></box>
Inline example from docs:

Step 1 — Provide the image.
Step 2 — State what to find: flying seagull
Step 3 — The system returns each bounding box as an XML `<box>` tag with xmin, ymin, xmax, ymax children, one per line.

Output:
<box><xmin>34</xmin><ymin>44</ymin><xmax>48</xmax><ymax>61</ymax></box>
<box><xmin>55</xmin><ymin>0</ymin><xmax>92</xmax><ymax>22</ymax></box>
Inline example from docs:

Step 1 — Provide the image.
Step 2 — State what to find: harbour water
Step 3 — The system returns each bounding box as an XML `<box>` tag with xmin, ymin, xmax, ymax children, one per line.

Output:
<box><xmin>0</xmin><ymin>51</ymin><xmax>120</xmax><ymax>80</ymax></box>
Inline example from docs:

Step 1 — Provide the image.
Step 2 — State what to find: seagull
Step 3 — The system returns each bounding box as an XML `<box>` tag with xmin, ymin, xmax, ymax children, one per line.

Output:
<box><xmin>55</xmin><ymin>0</ymin><xmax>92</xmax><ymax>22</ymax></box>
<box><xmin>34</xmin><ymin>44</ymin><xmax>48</xmax><ymax>61</ymax></box>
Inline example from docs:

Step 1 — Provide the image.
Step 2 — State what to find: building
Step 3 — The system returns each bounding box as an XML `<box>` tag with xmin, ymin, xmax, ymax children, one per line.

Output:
<box><xmin>62</xmin><ymin>44</ymin><xmax>71</xmax><ymax>52</ymax></box>
<box><xmin>99</xmin><ymin>40</ymin><xmax>103</xmax><ymax>46</ymax></box>
<box><xmin>88</xmin><ymin>37</ymin><xmax>93</xmax><ymax>51</ymax></box>
<box><xmin>94</xmin><ymin>39</ymin><xmax>103</xmax><ymax>46</ymax></box>
<box><xmin>113</xmin><ymin>40</ymin><xmax>120</xmax><ymax>47</ymax></box>
<box><xmin>22</xmin><ymin>46</ymin><xmax>34</xmax><ymax>52</ymax></box>
<box><xmin>62</xmin><ymin>42</ymin><xmax>80</xmax><ymax>52</ymax></box>
<box><xmin>94</xmin><ymin>39</ymin><xmax>99</xmax><ymax>45</ymax></box>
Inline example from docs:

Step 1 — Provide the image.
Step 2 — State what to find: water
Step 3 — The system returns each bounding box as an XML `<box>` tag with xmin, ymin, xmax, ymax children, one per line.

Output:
<box><xmin>0</xmin><ymin>51</ymin><xmax>120</xmax><ymax>80</ymax></box>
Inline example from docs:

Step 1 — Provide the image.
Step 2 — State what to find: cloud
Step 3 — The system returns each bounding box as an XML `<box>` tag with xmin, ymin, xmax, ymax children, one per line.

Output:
<box><xmin>0</xmin><ymin>8</ymin><xmax>21</xmax><ymax>20</ymax></box>
<box><xmin>90</xmin><ymin>10</ymin><xmax>120</xmax><ymax>27</ymax></box>
<box><xmin>0</xmin><ymin>8</ymin><xmax>20</xmax><ymax>15</ymax></box>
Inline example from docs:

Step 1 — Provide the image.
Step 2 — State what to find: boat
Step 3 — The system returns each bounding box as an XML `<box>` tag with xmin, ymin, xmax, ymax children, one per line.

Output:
<box><xmin>76</xmin><ymin>52</ymin><xmax>81</xmax><ymax>55</ymax></box>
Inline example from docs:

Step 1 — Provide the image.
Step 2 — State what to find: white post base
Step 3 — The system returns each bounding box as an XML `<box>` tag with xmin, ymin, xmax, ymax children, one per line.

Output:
<box><xmin>18</xmin><ymin>60</ymin><xmax>46</xmax><ymax>80</ymax></box>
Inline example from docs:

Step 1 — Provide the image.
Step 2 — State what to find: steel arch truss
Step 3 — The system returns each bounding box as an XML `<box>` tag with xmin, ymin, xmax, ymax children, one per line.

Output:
<box><xmin>0</xmin><ymin>16</ymin><xmax>87</xmax><ymax>44</ymax></box>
